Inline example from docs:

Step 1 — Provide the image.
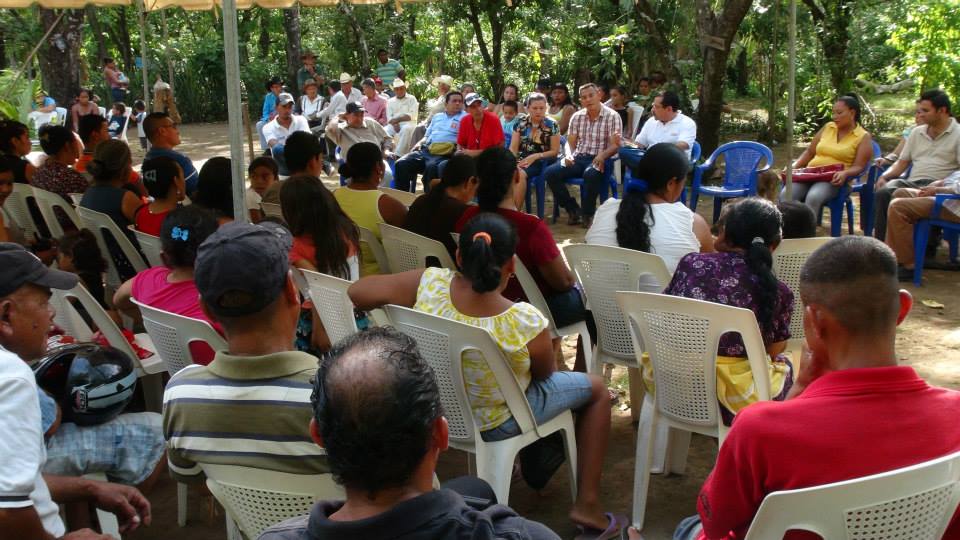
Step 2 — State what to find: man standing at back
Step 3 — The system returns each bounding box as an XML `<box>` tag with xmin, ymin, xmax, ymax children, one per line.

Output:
<box><xmin>259</xmin><ymin>327</ymin><xmax>559</xmax><ymax>540</ymax></box>
<box><xmin>143</xmin><ymin>112</ymin><xmax>199</xmax><ymax>196</ymax></box>
<box><xmin>637</xmin><ymin>236</ymin><xmax>960</xmax><ymax>540</ymax></box>
<box><xmin>374</xmin><ymin>49</ymin><xmax>404</xmax><ymax>88</ymax></box>
<box><xmin>162</xmin><ymin>223</ymin><xmax>328</xmax><ymax>483</ymax></box>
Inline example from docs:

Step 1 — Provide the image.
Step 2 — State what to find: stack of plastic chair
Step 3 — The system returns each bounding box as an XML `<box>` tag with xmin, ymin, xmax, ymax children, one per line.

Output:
<box><xmin>913</xmin><ymin>194</ymin><xmax>960</xmax><ymax>286</ymax></box>
<box><xmin>385</xmin><ymin>304</ymin><xmax>578</xmax><ymax>505</ymax></box>
<box><xmin>690</xmin><ymin>141</ymin><xmax>773</xmax><ymax>222</ymax></box>
<box><xmin>743</xmin><ymin>450</ymin><xmax>960</xmax><ymax>539</ymax></box>
<box><xmin>615</xmin><ymin>291</ymin><xmax>773</xmax><ymax>530</ymax></box>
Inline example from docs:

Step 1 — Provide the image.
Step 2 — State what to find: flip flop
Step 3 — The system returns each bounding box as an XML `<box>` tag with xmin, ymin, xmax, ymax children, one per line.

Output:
<box><xmin>574</xmin><ymin>513</ymin><xmax>629</xmax><ymax>540</ymax></box>
<box><xmin>621</xmin><ymin>526</ymin><xmax>644</xmax><ymax>540</ymax></box>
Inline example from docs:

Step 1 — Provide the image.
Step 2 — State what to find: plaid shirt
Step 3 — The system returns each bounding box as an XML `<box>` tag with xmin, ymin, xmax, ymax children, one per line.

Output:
<box><xmin>568</xmin><ymin>105</ymin><xmax>622</xmax><ymax>157</ymax></box>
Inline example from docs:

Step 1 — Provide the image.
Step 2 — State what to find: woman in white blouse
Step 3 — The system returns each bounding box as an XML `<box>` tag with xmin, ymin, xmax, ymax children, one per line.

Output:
<box><xmin>586</xmin><ymin>143</ymin><xmax>713</xmax><ymax>274</ymax></box>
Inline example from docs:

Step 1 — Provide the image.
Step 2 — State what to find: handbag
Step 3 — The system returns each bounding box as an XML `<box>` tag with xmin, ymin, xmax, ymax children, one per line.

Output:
<box><xmin>427</xmin><ymin>142</ymin><xmax>456</xmax><ymax>156</ymax></box>
<box><xmin>784</xmin><ymin>163</ymin><xmax>843</xmax><ymax>183</ymax></box>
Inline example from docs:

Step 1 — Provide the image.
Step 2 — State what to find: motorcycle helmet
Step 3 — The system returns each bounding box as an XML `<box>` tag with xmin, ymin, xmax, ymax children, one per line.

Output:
<box><xmin>33</xmin><ymin>343</ymin><xmax>138</xmax><ymax>426</ymax></box>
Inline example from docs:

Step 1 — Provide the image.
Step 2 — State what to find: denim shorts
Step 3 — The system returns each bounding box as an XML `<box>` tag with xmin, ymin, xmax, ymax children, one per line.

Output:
<box><xmin>481</xmin><ymin>371</ymin><xmax>593</xmax><ymax>442</ymax></box>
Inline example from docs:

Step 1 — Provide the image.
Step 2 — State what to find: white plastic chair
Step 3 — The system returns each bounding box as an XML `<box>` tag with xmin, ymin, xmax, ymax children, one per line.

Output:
<box><xmin>4</xmin><ymin>183</ymin><xmax>41</xmax><ymax>239</ymax></box>
<box><xmin>260</xmin><ymin>202</ymin><xmax>283</xmax><ymax>219</ymax></box>
<box><xmin>131</xmin><ymin>299</ymin><xmax>226</xmax><ymax>376</ymax></box>
<box><xmin>771</xmin><ymin>237</ymin><xmax>832</xmax><ymax>352</ymax></box>
<box><xmin>357</xmin><ymin>225</ymin><xmax>390</xmax><ymax>274</ymax></box>
<box><xmin>385</xmin><ymin>304</ymin><xmax>578</xmax><ymax>505</ymax></box>
<box><xmin>744</xmin><ymin>450</ymin><xmax>960</xmax><ymax>539</ymax></box>
<box><xmin>128</xmin><ymin>226</ymin><xmax>164</xmax><ymax>267</ymax></box>
<box><xmin>379</xmin><ymin>187</ymin><xmax>419</xmax><ymax>207</ymax></box>
<box><xmin>32</xmin><ymin>186</ymin><xmax>81</xmax><ymax>239</ymax></box>
<box><xmin>615</xmin><ymin>291</ymin><xmax>773</xmax><ymax>530</ymax></box>
<box><xmin>202</xmin><ymin>463</ymin><xmax>343</xmax><ymax>540</ymax></box>
<box><xmin>379</xmin><ymin>223</ymin><xmax>456</xmax><ymax>272</ymax></box>
<box><xmin>512</xmin><ymin>255</ymin><xmax>593</xmax><ymax>370</ymax></box>
<box><xmin>76</xmin><ymin>207</ymin><xmax>148</xmax><ymax>292</ymax></box>
<box><xmin>299</xmin><ymin>269</ymin><xmax>359</xmax><ymax>346</ymax></box>
<box><xmin>563</xmin><ymin>244</ymin><xmax>671</xmax><ymax>421</ymax></box>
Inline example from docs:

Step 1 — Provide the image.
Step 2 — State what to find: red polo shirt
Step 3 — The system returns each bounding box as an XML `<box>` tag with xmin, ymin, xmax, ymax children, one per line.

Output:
<box><xmin>696</xmin><ymin>366</ymin><xmax>960</xmax><ymax>539</ymax></box>
<box><xmin>457</xmin><ymin>110</ymin><xmax>505</xmax><ymax>150</ymax></box>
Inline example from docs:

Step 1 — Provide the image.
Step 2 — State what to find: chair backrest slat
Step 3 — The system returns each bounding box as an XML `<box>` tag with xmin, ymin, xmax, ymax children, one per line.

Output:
<box><xmin>132</xmin><ymin>299</ymin><xmax>226</xmax><ymax>375</ymax></box>
<box><xmin>300</xmin><ymin>269</ymin><xmax>359</xmax><ymax>346</ymax></box>
<box><xmin>772</xmin><ymin>237</ymin><xmax>832</xmax><ymax>343</ymax></box>
<box><xmin>379</xmin><ymin>223</ymin><xmax>456</xmax><ymax>273</ymax></box>
<box><xmin>357</xmin><ymin>225</ymin><xmax>390</xmax><ymax>274</ymax></box>
<box><xmin>4</xmin><ymin>183</ymin><xmax>41</xmax><ymax>239</ymax></box>
<box><xmin>33</xmin><ymin>186</ymin><xmax>81</xmax><ymax>239</ymax></box>
<box><xmin>129</xmin><ymin>226</ymin><xmax>164</xmax><ymax>267</ymax></box>
<box><xmin>77</xmin><ymin>207</ymin><xmax>148</xmax><ymax>291</ymax></box>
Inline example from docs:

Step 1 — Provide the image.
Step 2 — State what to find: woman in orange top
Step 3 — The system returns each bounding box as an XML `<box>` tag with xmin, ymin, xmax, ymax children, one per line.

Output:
<box><xmin>786</xmin><ymin>95</ymin><xmax>873</xmax><ymax>216</ymax></box>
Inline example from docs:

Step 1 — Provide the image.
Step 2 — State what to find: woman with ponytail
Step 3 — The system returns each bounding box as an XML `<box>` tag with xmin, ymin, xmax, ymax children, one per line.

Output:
<box><xmin>586</xmin><ymin>142</ymin><xmax>713</xmax><ymax>273</ymax></box>
<box><xmin>403</xmin><ymin>153</ymin><xmax>478</xmax><ymax>259</ymax></box>
<box><xmin>348</xmin><ymin>212</ymin><xmax>619</xmax><ymax>536</ymax></box>
<box><xmin>663</xmin><ymin>197</ymin><xmax>795</xmax><ymax>424</ymax></box>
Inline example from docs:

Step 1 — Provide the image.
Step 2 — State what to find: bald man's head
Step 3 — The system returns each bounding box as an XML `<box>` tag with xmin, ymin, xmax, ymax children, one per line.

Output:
<box><xmin>312</xmin><ymin>327</ymin><xmax>443</xmax><ymax>495</ymax></box>
<box><xmin>799</xmin><ymin>236</ymin><xmax>902</xmax><ymax>337</ymax></box>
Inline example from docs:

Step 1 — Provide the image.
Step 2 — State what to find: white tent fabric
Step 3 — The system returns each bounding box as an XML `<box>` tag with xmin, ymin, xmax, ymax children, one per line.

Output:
<box><xmin>1</xmin><ymin>0</ymin><xmax>403</xmax><ymax>10</ymax></box>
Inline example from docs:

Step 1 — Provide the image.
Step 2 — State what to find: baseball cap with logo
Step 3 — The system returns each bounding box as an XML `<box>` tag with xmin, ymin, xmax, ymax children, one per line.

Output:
<box><xmin>0</xmin><ymin>243</ymin><xmax>78</xmax><ymax>297</ymax></box>
<box><xmin>463</xmin><ymin>93</ymin><xmax>483</xmax><ymax>107</ymax></box>
<box><xmin>277</xmin><ymin>93</ymin><xmax>295</xmax><ymax>106</ymax></box>
<box><xmin>194</xmin><ymin>222</ymin><xmax>290</xmax><ymax>318</ymax></box>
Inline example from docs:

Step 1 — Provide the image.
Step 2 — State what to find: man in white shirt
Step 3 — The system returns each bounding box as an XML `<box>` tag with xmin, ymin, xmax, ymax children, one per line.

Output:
<box><xmin>316</xmin><ymin>73</ymin><xmax>364</xmax><ymax>127</ymax></box>
<box><xmin>263</xmin><ymin>93</ymin><xmax>311</xmax><ymax>174</ymax></box>
<box><xmin>0</xmin><ymin>243</ymin><xmax>150</xmax><ymax>539</ymax></box>
<box><xmin>620</xmin><ymin>91</ymin><xmax>697</xmax><ymax>172</ymax></box>
<box><xmin>326</xmin><ymin>102</ymin><xmax>395</xmax><ymax>186</ymax></box>
<box><xmin>386</xmin><ymin>79</ymin><xmax>420</xmax><ymax>155</ymax></box>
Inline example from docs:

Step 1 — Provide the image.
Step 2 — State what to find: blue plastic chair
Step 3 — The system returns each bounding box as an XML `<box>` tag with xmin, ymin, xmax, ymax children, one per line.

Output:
<box><xmin>551</xmin><ymin>156</ymin><xmax>618</xmax><ymax>222</ymax></box>
<box><xmin>912</xmin><ymin>193</ymin><xmax>960</xmax><ymax>286</ymax></box>
<box><xmin>525</xmin><ymin>157</ymin><xmax>557</xmax><ymax>219</ymax></box>
<box><xmin>690</xmin><ymin>141</ymin><xmax>774</xmax><ymax>222</ymax></box>
<box><xmin>819</xmin><ymin>141</ymin><xmax>882</xmax><ymax>237</ymax></box>
<box><xmin>622</xmin><ymin>141</ymin><xmax>701</xmax><ymax>205</ymax></box>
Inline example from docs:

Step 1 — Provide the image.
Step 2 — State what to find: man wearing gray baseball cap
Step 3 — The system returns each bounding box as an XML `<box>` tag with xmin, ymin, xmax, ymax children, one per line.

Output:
<box><xmin>161</xmin><ymin>222</ymin><xmax>328</xmax><ymax>485</ymax></box>
<box><xmin>0</xmin><ymin>243</ymin><xmax>151</xmax><ymax>539</ymax></box>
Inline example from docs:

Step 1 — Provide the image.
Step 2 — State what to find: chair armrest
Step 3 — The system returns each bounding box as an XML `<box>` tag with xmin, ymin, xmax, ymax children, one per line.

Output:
<box><xmin>932</xmin><ymin>194</ymin><xmax>960</xmax><ymax>217</ymax></box>
<box><xmin>692</xmin><ymin>163</ymin><xmax>709</xmax><ymax>189</ymax></box>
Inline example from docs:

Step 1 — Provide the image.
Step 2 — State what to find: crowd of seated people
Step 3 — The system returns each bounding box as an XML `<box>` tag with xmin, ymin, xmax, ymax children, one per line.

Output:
<box><xmin>5</xmin><ymin>55</ymin><xmax>960</xmax><ymax>540</ymax></box>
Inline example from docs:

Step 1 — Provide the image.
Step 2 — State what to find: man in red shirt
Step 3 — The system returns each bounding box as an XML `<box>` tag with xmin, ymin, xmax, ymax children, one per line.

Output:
<box><xmin>457</xmin><ymin>92</ymin><xmax>504</xmax><ymax>156</ymax></box>
<box><xmin>630</xmin><ymin>236</ymin><xmax>960</xmax><ymax>540</ymax></box>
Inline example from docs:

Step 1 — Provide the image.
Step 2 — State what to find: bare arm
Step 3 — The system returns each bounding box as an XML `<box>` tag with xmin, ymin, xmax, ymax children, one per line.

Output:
<box><xmin>559</xmin><ymin>105</ymin><xmax>574</xmax><ymax>135</ymax></box>
<box><xmin>792</xmin><ymin>127</ymin><xmax>824</xmax><ymax>169</ymax></box>
<box><xmin>877</xmin><ymin>158</ymin><xmax>911</xmax><ymax>189</ymax></box>
<box><xmin>348</xmin><ymin>269</ymin><xmax>424</xmax><ymax>311</ymax></box>
<box><xmin>112</xmin><ymin>277</ymin><xmax>137</xmax><ymax>317</ymax></box>
<box><xmin>24</xmin><ymin>163</ymin><xmax>35</xmax><ymax>182</ymax></box>
<box><xmin>537</xmin><ymin>255</ymin><xmax>576</xmax><ymax>292</ymax></box>
<box><xmin>121</xmin><ymin>191</ymin><xmax>142</xmax><ymax>223</ymax></box>
<box><xmin>832</xmin><ymin>133</ymin><xmax>874</xmax><ymax>186</ymax></box>
<box><xmin>378</xmin><ymin>195</ymin><xmax>408</xmax><ymax>226</ymax></box>
<box><xmin>526</xmin><ymin>329</ymin><xmax>556</xmax><ymax>381</ymax></box>
<box><xmin>44</xmin><ymin>475</ymin><xmax>151</xmax><ymax>534</ymax></box>
<box><xmin>508</xmin><ymin>128</ymin><xmax>521</xmax><ymax>157</ymax></box>
<box><xmin>693</xmin><ymin>213</ymin><xmax>714</xmax><ymax>252</ymax></box>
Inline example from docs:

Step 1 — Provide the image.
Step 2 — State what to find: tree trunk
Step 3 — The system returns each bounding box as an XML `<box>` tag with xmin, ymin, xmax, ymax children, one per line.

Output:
<box><xmin>735</xmin><ymin>48</ymin><xmax>749</xmax><ymax>96</ymax></box>
<box><xmin>39</xmin><ymin>9</ymin><xmax>84</xmax><ymax>110</ymax></box>
<box><xmin>465</xmin><ymin>0</ymin><xmax>509</xmax><ymax>98</ymax></box>
<box><xmin>117</xmin><ymin>8</ymin><xmax>133</xmax><ymax>73</ymax></box>
<box><xmin>86</xmin><ymin>6</ymin><xmax>108</xmax><ymax>71</ymax></box>
<box><xmin>802</xmin><ymin>0</ymin><xmax>854</xmax><ymax>95</ymax></box>
<box><xmin>695</xmin><ymin>0</ymin><xmax>753</xmax><ymax>154</ymax></box>
<box><xmin>633</xmin><ymin>0</ymin><xmax>688</xmax><ymax>100</ymax></box>
<box><xmin>0</xmin><ymin>29</ymin><xmax>6</xmax><ymax>71</ymax></box>
<box><xmin>282</xmin><ymin>5</ymin><xmax>301</xmax><ymax>96</ymax></box>
<box><xmin>258</xmin><ymin>8</ymin><xmax>271</xmax><ymax>58</ymax></box>
<box><xmin>338</xmin><ymin>0</ymin><xmax>370</xmax><ymax>71</ymax></box>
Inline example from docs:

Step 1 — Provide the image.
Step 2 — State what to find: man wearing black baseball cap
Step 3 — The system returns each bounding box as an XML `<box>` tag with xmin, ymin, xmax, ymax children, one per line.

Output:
<box><xmin>326</xmin><ymin>101</ymin><xmax>396</xmax><ymax>186</ymax></box>
<box><xmin>161</xmin><ymin>223</ymin><xmax>328</xmax><ymax>485</ymax></box>
<box><xmin>0</xmin><ymin>243</ymin><xmax>151</xmax><ymax>539</ymax></box>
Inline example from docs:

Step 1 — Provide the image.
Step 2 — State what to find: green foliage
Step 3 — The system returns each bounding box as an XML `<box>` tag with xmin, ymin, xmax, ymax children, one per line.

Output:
<box><xmin>889</xmin><ymin>0</ymin><xmax>960</xmax><ymax>100</ymax></box>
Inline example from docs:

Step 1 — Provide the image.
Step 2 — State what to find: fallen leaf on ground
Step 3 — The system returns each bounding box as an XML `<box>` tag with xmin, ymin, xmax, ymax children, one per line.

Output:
<box><xmin>922</xmin><ymin>299</ymin><xmax>945</xmax><ymax>309</ymax></box>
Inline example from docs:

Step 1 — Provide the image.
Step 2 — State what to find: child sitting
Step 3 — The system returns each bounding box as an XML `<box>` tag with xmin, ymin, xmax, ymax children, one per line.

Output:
<box><xmin>135</xmin><ymin>156</ymin><xmax>185</xmax><ymax>236</ymax></box>
<box><xmin>246</xmin><ymin>156</ymin><xmax>279</xmax><ymax>223</ymax></box>
<box><xmin>500</xmin><ymin>100</ymin><xmax>519</xmax><ymax>148</ymax></box>
<box><xmin>106</xmin><ymin>102</ymin><xmax>127</xmax><ymax>139</ymax></box>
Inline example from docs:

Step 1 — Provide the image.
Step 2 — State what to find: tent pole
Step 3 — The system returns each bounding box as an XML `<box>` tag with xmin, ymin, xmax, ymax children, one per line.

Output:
<box><xmin>785</xmin><ymin>0</ymin><xmax>796</xmax><ymax>198</ymax></box>
<box><xmin>137</xmin><ymin>0</ymin><xmax>150</xmax><ymax>105</ymax></box>
<box><xmin>222</xmin><ymin>0</ymin><xmax>247</xmax><ymax>223</ymax></box>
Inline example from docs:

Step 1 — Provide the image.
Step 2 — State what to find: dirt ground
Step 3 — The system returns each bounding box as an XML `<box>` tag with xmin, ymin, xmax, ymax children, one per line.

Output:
<box><xmin>124</xmin><ymin>122</ymin><xmax>960</xmax><ymax>540</ymax></box>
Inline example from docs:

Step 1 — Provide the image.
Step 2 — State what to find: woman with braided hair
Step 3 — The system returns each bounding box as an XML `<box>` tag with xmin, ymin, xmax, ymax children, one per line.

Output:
<box><xmin>662</xmin><ymin>197</ymin><xmax>795</xmax><ymax>424</ymax></box>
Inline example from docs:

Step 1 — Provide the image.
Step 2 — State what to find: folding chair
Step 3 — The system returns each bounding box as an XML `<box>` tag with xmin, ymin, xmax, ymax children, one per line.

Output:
<box><xmin>76</xmin><ymin>207</ymin><xmax>148</xmax><ymax>292</ymax></box>
<box><xmin>564</xmin><ymin>244</ymin><xmax>671</xmax><ymax>421</ymax></box>
<box><xmin>512</xmin><ymin>254</ymin><xmax>593</xmax><ymax>373</ymax></box>
<box><xmin>357</xmin><ymin>225</ymin><xmax>390</xmax><ymax>274</ymax></box>
<box><xmin>379</xmin><ymin>223</ymin><xmax>456</xmax><ymax>272</ymax></box>
<box><xmin>129</xmin><ymin>226</ymin><xmax>164</xmax><ymax>267</ymax></box>
<box><xmin>690</xmin><ymin>141</ymin><xmax>773</xmax><ymax>222</ymax></box>
<box><xmin>771</xmin><ymin>237</ymin><xmax>832</xmax><ymax>353</ymax></box>
<box><xmin>385</xmin><ymin>304</ymin><xmax>578</xmax><ymax>505</ymax></box>
<box><xmin>33</xmin><ymin>186</ymin><xmax>81</xmax><ymax>239</ymax></box>
<box><xmin>616</xmin><ymin>291</ymin><xmax>773</xmax><ymax>530</ymax></box>
<box><xmin>299</xmin><ymin>269</ymin><xmax>360</xmax><ymax>346</ymax></box>
<box><xmin>203</xmin><ymin>463</ymin><xmax>343</xmax><ymax>540</ymax></box>
<box><xmin>744</xmin><ymin>450</ymin><xmax>960</xmax><ymax>539</ymax></box>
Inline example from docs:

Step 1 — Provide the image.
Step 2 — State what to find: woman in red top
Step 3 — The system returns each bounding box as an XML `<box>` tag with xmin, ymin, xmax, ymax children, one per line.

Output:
<box><xmin>135</xmin><ymin>156</ymin><xmax>184</xmax><ymax>236</ymax></box>
<box><xmin>457</xmin><ymin>92</ymin><xmax>505</xmax><ymax>156</ymax></box>
<box><xmin>455</xmin><ymin>146</ymin><xmax>596</xmax><ymax>371</ymax></box>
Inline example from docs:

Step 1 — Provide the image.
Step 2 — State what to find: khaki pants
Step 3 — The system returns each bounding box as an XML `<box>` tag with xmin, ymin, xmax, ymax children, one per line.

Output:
<box><xmin>885</xmin><ymin>188</ymin><xmax>960</xmax><ymax>266</ymax></box>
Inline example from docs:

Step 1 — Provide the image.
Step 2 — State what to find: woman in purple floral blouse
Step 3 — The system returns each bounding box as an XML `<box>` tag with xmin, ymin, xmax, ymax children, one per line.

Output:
<box><xmin>663</xmin><ymin>197</ymin><xmax>794</xmax><ymax>423</ymax></box>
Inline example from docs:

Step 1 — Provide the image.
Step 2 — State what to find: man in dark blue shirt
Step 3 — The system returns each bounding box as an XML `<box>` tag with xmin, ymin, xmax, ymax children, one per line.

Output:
<box><xmin>142</xmin><ymin>112</ymin><xmax>198</xmax><ymax>195</ymax></box>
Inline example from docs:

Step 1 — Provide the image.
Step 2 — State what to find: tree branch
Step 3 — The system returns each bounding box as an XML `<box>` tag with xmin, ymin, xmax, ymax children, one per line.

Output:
<box><xmin>465</xmin><ymin>0</ymin><xmax>493</xmax><ymax>68</ymax></box>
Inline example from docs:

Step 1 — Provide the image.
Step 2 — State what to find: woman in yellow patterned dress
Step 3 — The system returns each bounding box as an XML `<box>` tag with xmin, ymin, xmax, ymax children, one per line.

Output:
<box><xmin>348</xmin><ymin>212</ymin><xmax>623</xmax><ymax>537</ymax></box>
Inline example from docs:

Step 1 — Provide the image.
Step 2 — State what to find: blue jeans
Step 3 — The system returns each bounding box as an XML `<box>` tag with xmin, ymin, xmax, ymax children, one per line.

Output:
<box><xmin>394</xmin><ymin>148</ymin><xmax>450</xmax><ymax>192</ymax></box>
<box><xmin>481</xmin><ymin>371</ymin><xmax>594</xmax><ymax>442</ymax></box>
<box><xmin>544</xmin><ymin>154</ymin><xmax>606</xmax><ymax>217</ymax></box>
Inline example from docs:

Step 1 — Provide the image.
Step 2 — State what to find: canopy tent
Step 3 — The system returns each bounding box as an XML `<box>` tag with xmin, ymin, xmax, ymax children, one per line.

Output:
<box><xmin>3</xmin><ymin>0</ymin><xmax>419</xmax><ymax>222</ymax></box>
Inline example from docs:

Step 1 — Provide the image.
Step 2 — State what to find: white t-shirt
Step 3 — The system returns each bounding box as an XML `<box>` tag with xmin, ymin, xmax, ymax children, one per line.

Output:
<box><xmin>136</xmin><ymin>111</ymin><xmax>146</xmax><ymax>138</ymax></box>
<box><xmin>387</xmin><ymin>94</ymin><xmax>419</xmax><ymax>125</ymax></box>
<box><xmin>245</xmin><ymin>187</ymin><xmax>262</xmax><ymax>211</ymax></box>
<box><xmin>634</xmin><ymin>112</ymin><xmax>697</xmax><ymax>159</ymax></box>
<box><xmin>299</xmin><ymin>95</ymin><xmax>324</xmax><ymax>118</ymax></box>
<box><xmin>0</xmin><ymin>346</ymin><xmax>65</xmax><ymax>537</ymax></box>
<box><xmin>263</xmin><ymin>115</ymin><xmax>311</xmax><ymax>147</ymax></box>
<box><xmin>586</xmin><ymin>198</ymin><xmax>700</xmax><ymax>275</ymax></box>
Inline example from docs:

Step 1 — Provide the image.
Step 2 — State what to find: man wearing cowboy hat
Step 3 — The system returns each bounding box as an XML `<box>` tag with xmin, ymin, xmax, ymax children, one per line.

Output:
<box><xmin>297</xmin><ymin>50</ymin><xmax>325</xmax><ymax>96</ymax></box>
<box><xmin>386</xmin><ymin>79</ymin><xmax>419</xmax><ymax>155</ymax></box>
<box><xmin>316</xmin><ymin>73</ymin><xmax>363</xmax><ymax>128</ymax></box>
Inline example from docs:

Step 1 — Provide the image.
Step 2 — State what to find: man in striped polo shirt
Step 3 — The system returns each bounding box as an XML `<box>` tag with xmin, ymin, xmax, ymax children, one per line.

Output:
<box><xmin>374</xmin><ymin>49</ymin><xmax>404</xmax><ymax>87</ymax></box>
<box><xmin>161</xmin><ymin>222</ymin><xmax>327</xmax><ymax>482</ymax></box>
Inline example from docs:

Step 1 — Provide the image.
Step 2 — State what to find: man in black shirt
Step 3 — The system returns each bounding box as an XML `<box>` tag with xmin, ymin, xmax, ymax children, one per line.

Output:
<box><xmin>258</xmin><ymin>327</ymin><xmax>559</xmax><ymax>540</ymax></box>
